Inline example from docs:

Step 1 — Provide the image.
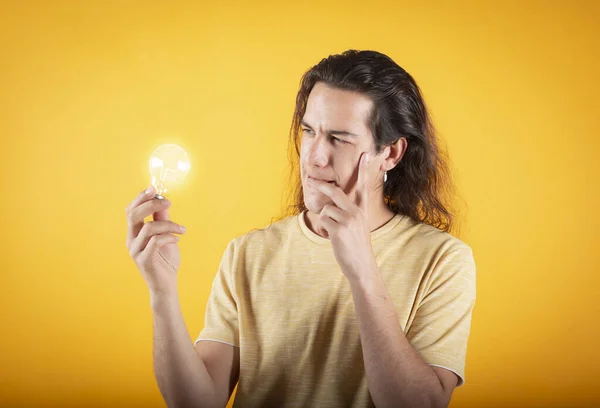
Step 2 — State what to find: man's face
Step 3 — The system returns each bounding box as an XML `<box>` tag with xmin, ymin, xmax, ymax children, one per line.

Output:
<box><xmin>300</xmin><ymin>81</ymin><xmax>377</xmax><ymax>214</ymax></box>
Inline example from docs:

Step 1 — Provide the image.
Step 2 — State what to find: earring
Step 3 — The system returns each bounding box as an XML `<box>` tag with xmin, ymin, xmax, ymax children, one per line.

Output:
<box><xmin>383</xmin><ymin>171</ymin><xmax>388</xmax><ymax>183</ymax></box>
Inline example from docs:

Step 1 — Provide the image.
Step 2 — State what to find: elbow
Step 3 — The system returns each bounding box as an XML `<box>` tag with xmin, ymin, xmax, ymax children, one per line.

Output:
<box><xmin>404</xmin><ymin>384</ymin><xmax>447</xmax><ymax>408</ymax></box>
<box><xmin>429</xmin><ymin>389</ymin><xmax>450</xmax><ymax>408</ymax></box>
<box><xmin>378</xmin><ymin>389</ymin><xmax>447</xmax><ymax>408</ymax></box>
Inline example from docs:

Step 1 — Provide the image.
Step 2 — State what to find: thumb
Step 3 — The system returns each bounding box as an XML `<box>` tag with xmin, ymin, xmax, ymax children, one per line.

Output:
<box><xmin>153</xmin><ymin>200</ymin><xmax>171</xmax><ymax>222</ymax></box>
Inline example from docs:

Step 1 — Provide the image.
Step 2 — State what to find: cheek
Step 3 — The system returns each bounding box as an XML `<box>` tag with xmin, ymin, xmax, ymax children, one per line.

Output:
<box><xmin>334</xmin><ymin>162</ymin><xmax>359</xmax><ymax>192</ymax></box>
<box><xmin>333</xmin><ymin>160</ymin><xmax>351</xmax><ymax>180</ymax></box>
<box><xmin>299</xmin><ymin>142</ymin><xmax>311</xmax><ymax>176</ymax></box>
<box><xmin>299</xmin><ymin>138</ymin><xmax>310</xmax><ymax>158</ymax></box>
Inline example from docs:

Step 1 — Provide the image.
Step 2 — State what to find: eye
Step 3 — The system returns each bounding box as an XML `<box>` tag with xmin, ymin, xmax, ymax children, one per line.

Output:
<box><xmin>302</xmin><ymin>128</ymin><xmax>314</xmax><ymax>135</ymax></box>
<box><xmin>331</xmin><ymin>136</ymin><xmax>349</xmax><ymax>145</ymax></box>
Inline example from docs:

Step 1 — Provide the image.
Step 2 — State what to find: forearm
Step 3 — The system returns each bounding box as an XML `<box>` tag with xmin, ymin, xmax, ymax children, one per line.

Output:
<box><xmin>349</xmin><ymin>270</ymin><xmax>445</xmax><ymax>408</ymax></box>
<box><xmin>150</xmin><ymin>290</ymin><xmax>217</xmax><ymax>408</ymax></box>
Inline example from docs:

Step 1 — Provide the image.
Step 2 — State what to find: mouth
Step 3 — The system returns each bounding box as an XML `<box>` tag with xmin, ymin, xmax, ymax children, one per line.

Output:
<box><xmin>307</xmin><ymin>176</ymin><xmax>336</xmax><ymax>186</ymax></box>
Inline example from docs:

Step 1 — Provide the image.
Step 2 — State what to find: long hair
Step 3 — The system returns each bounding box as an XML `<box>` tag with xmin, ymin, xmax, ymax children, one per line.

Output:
<box><xmin>282</xmin><ymin>50</ymin><xmax>457</xmax><ymax>233</ymax></box>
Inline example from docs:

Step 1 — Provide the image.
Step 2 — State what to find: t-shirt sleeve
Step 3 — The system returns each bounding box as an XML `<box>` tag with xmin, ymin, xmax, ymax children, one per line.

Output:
<box><xmin>406</xmin><ymin>244</ymin><xmax>477</xmax><ymax>387</ymax></box>
<box><xmin>194</xmin><ymin>240</ymin><xmax>240</xmax><ymax>347</ymax></box>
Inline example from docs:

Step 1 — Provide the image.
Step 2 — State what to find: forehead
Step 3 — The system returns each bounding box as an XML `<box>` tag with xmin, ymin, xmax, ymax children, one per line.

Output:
<box><xmin>303</xmin><ymin>82</ymin><xmax>373</xmax><ymax>135</ymax></box>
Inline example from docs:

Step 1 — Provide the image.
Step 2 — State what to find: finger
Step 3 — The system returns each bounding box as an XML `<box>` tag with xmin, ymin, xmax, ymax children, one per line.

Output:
<box><xmin>127</xmin><ymin>197</ymin><xmax>171</xmax><ymax>244</ymax></box>
<box><xmin>153</xmin><ymin>202</ymin><xmax>170</xmax><ymax>222</ymax></box>
<box><xmin>126</xmin><ymin>186</ymin><xmax>156</xmax><ymax>215</ymax></box>
<box><xmin>129</xmin><ymin>220</ymin><xmax>186</xmax><ymax>256</ymax></box>
<box><xmin>138</xmin><ymin>233</ymin><xmax>180</xmax><ymax>264</ymax></box>
<box><xmin>320</xmin><ymin>213</ymin><xmax>337</xmax><ymax>234</ymax></box>
<box><xmin>145</xmin><ymin>234</ymin><xmax>180</xmax><ymax>256</ymax></box>
<box><xmin>320</xmin><ymin>203</ymin><xmax>346</xmax><ymax>223</ymax></box>
<box><xmin>308</xmin><ymin>178</ymin><xmax>353</xmax><ymax>211</ymax></box>
<box><xmin>355</xmin><ymin>152</ymin><xmax>370</xmax><ymax>211</ymax></box>
<box><xmin>125</xmin><ymin>186</ymin><xmax>158</xmax><ymax>246</ymax></box>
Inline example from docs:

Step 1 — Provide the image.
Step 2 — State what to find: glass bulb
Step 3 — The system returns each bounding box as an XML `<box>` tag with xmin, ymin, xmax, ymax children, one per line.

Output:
<box><xmin>149</xmin><ymin>144</ymin><xmax>191</xmax><ymax>199</ymax></box>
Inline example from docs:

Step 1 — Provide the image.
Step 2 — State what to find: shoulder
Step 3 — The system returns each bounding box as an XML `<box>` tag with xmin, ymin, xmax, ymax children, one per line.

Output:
<box><xmin>395</xmin><ymin>217</ymin><xmax>476</xmax><ymax>291</ymax></box>
<box><xmin>413</xmin><ymin>222</ymin><xmax>476</xmax><ymax>295</ymax></box>
<box><xmin>225</xmin><ymin>214</ymin><xmax>298</xmax><ymax>256</ymax></box>
<box><xmin>401</xmin><ymin>216</ymin><xmax>474</xmax><ymax>261</ymax></box>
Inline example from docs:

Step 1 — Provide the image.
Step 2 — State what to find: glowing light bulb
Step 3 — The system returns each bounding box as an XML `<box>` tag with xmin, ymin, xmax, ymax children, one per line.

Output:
<box><xmin>149</xmin><ymin>144</ymin><xmax>191</xmax><ymax>199</ymax></box>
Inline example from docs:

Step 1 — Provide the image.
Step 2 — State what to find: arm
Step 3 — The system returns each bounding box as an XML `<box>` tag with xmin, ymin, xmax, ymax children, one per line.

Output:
<box><xmin>307</xmin><ymin>153</ymin><xmax>473</xmax><ymax>407</ymax></box>
<box><xmin>349</xmin><ymin>269</ymin><xmax>455</xmax><ymax>408</ymax></box>
<box><xmin>151</xmin><ymin>291</ymin><xmax>239</xmax><ymax>408</ymax></box>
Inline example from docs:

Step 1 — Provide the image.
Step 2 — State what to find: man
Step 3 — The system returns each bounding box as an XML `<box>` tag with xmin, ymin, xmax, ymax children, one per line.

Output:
<box><xmin>126</xmin><ymin>50</ymin><xmax>476</xmax><ymax>408</ymax></box>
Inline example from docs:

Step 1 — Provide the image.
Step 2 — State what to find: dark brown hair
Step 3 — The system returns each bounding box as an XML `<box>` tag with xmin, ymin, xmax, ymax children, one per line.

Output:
<box><xmin>282</xmin><ymin>50</ymin><xmax>456</xmax><ymax>233</ymax></box>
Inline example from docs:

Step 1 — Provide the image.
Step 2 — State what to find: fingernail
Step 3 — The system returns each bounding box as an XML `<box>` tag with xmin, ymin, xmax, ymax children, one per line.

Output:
<box><xmin>179</xmin><ymin>225</ymin><xmax>186</xmax><ymax>232</ymax></box>
<box><xmin>145</xmin><ymin>186</ymin><xmax>154</xmax><ymax>195</ymax></box>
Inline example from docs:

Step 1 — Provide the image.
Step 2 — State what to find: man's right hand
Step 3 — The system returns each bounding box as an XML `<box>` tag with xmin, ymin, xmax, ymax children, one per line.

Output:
<box><xmin>125</xmin><ymin>186</ymin><xmax>187</xmax><ymax>294</ymax></box>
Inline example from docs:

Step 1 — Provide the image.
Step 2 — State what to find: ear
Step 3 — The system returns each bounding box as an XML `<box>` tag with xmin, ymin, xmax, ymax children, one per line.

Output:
<box><xmin>381</xmin><ymin>137</ymin><xmax>408</xmax><ymax>172</ymax></box>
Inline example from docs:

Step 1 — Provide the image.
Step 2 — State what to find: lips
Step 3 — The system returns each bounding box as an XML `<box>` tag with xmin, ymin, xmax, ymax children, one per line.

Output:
<box><xmin>307</xmin><ymin>176</ymin><xmax>336</xmax><ymax>188</ymax></box>
<box><xmin>308</xmin><ymin>176</ymin><xmax>335</xmax><ymax>183</ymax></box>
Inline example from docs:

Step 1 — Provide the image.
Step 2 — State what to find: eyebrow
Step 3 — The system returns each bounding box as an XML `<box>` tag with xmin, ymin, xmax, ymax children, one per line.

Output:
<box><xmin>301</xmin><ymin>120</ymin><xmax>360</xmax><ymax>138</ymax></box>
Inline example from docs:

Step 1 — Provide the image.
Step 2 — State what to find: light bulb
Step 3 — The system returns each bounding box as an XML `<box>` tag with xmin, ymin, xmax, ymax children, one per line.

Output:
<box><xmin>149</xmin><ymin>144</ymin><xmax>191</xmax><ymax>199</ymax></box>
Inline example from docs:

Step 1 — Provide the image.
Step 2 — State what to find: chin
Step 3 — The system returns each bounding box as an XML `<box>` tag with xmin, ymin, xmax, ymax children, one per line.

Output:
<box><xmin>303</xmin><ymin>191</ymin><xmax>331</xmax><ymax>214</ymax></box>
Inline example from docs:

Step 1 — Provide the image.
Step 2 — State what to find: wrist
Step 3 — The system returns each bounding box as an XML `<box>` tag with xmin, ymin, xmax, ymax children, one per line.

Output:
<box><xmin>149</xmin><ymin>285</ymin><xmax>179</xmax><ymax>308</ymax></box>
<box><xmin>348</xmin><ymin>264</ymin><xmax>382</xmax><ymax>293</ymax></box>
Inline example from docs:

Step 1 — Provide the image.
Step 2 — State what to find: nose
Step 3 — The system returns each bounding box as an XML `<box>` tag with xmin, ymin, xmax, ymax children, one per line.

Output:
<box><xmin>306</xmin><ymin>133</ymin><xmax>330</xmax><ymax>168</ymax></box>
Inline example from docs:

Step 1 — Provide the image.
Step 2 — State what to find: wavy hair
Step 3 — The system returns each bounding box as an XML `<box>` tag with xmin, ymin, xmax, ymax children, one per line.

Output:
<box><xmin>282</xmin><ymin>50</ymin><xmax>457</xmax><ymax>233</ymax></box>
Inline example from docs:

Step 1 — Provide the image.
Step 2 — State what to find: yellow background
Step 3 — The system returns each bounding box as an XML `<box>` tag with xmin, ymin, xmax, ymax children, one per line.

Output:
<box><xmin>1</xmin><ymin>1</ymin><xmax>598</xmax><ymax>407</ymax></box>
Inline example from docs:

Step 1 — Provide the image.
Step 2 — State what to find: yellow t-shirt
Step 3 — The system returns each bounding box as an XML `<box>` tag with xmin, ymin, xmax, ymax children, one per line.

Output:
<box><xmin>195</xmin><ymin>210</ymin><xmax>476</xmax><ymax>407</ymax></box>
